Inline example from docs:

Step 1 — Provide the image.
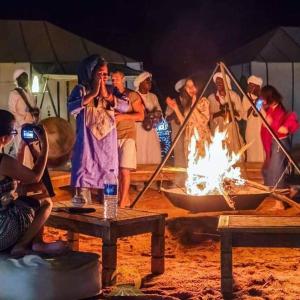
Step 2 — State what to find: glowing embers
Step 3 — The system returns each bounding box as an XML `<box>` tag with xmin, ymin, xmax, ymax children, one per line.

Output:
<box><xmin>185</xmin><ymin>128</ymin><xmax>245</xmax><ymax>209</ymax></box>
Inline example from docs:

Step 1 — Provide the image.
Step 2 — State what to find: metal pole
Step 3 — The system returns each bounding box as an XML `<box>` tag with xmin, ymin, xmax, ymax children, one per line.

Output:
<box><xmin>130</xmin><ymin>64</ymin><xmax>220</xmax><ymax>208</ymax></box>
<box><xmin>223</xmin><ymin>63</ymin><xmax>300</xmax><ymax>175</ymax></box>
<box><xmin>220</xmin><ymin>62</ymin><xmax>243</xmax><ymax>151</ymax></box>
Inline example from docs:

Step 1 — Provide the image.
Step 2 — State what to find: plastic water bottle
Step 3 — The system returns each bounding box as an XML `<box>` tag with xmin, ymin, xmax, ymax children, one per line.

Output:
<box><xmin>103</xmin><ymin>169</ymin><xmax>118</xmax><ymax>219</ymax></box>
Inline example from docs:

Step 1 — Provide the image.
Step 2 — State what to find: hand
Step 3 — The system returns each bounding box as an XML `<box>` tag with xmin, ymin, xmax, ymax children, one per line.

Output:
<box><xmin>278</xmin><ymin>126</ymin><xmax>288</xmax><ymax>135</ymax></box>
<box><xmin>91</xmin><ymin>73</ymin><xmax>101</xmax><ymax>96</ymax></box>
<box><xmin>166</xmin><ymin>97</ymin><xmax>177</xmax><ymax>110</ymax></box>
<box><xmin>34</xmin><ymin>125</ymin><xmax>48</xmax><ymax>148</ymax></box>
<box><xmin>115</xmin><ymin>113</ymin><xmax>124</xmax><ymax>123</ymax></box>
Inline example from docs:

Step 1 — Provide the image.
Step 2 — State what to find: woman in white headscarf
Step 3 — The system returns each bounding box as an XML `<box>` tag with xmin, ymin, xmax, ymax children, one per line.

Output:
<box><xmin>134</xmin><ymin>72</ymin><xmax>162</xmax><ymax>164</ymax></box>
<box><xmin>242</xmin><ymin>75</ymin><xmax>265</xmax><ymax>162</ymax></box>
<box><xmin>208</xmin><ymin>72</ymin><xmax>244</xmax><ymax>154</ymax></box>
<box><xmin>166</xmin><ymin>78</ymin><xmax>211</xmax><ymax>163</ymax></box>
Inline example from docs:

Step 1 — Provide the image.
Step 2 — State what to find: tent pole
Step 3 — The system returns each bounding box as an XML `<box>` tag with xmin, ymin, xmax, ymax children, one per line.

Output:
<box><xmin>223</xmin><ymin>63</ymin><xmax>300</xmax><ymax>175</ymax></box>
<box><xmin>57</xmin><ymin>81</ymin><xmax>60</xmax><ymax>117</ymax></box>
<box><xmin>39</xmin><ymin>78</ymin><xmax>48</xmax><ymax>110</ymax></box>
<box><xmin>46</xmin><ymin>82</ymin><xmax>58</xmax><ymax>117</ymax></box>
<box><xmin>130</xmin><ymin>64</ymin><xmax>220</xmax><ymax>208</ymax></box>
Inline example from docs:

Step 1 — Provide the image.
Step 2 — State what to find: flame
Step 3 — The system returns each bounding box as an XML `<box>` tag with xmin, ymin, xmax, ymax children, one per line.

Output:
<box><xmin>185</xmin><ymin>127</ymin><xmax>245</xmax><ymax>200</ymax></box>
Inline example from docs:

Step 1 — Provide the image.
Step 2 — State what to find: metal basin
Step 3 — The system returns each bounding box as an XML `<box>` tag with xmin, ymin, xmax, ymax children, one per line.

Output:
<box><xmin>161</xmin><ymin>187</ymin><xmax>270</xmax><ymax>212</ymax></box>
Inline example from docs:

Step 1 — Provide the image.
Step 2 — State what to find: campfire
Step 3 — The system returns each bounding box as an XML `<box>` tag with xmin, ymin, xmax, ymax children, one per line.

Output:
<box><xmin>185</xmin><ymin>128</ymin><xmax>246</xmax><ymax>209</ymax></box>
<box><xmin>161</xmin><ymin>128</ymin><xmax>270</xmax><ymax>213</ymax></box>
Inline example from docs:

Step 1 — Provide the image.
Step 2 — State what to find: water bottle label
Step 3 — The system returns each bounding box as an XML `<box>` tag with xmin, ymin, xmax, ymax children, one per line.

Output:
<box><xmin>104</xmin><ymin>184</ymin><xmax>118</xmax><ymax>196</ymax></box>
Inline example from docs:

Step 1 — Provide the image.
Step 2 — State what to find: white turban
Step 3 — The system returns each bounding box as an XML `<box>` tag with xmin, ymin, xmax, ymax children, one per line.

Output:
<box><xmin>213</xmin><ymin>72</ymin><xmax>232</xmax><ymax>90</ymax></box>
<box><xmin>13</xmin><ymin>69</ymin><xmax>26</xmax><ymax>81</ymax></box>
<box><xmin>174</xmin><ymin>78</ymin><xmax>186</xmax><ymax>92</ymax></box>
<box><xmin>133</xmin><ymin>71</ymin><xmax>152</xmax><ymax>90</ymax></box>
<box><xmin>247</xmin><ymin>75</ymin><xmax>263</xmax><ymax>87</ymax></box>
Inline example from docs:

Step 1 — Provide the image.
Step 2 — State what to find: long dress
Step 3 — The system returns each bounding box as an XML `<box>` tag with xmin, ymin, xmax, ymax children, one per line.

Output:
<box><xmin>68</xmin><ymin>85</ymin><xmax>128</xmax><ymax>189</ymax></box>
<box><xmin>135</xmin><ymin>92</ymin><xmax>162</xmax><ymax>164</ymax></box>
<box><xmin>242</xmin><ymin>94</ymin><xmax>265</xmax><ymax>162</ymax></box>
<box><xmin>208</xmin><ymin>90</ymin><xmax>244</xmax><ymax>154</ymax></box>
<box><xmin>165</xmin><ymin>98</ymin><xmax>185</xmax><ymax>167</ymax></box>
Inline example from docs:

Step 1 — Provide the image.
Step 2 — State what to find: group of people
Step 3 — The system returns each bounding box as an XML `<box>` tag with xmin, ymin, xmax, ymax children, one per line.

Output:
<box><xmin>0</xmin><ymin>54</ymin><xmax>299</xmax><ymax>256</ymax></box>
<box><xmin>167</xmin><ymin>73</ymin><xmax>299</xmax><ymax>190</ymax></box>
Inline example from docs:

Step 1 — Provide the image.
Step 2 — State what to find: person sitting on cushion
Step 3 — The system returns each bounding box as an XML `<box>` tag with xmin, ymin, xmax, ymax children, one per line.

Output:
<box><xmin>0</xmin><ymin>109</ymin><xmax>67</xmax><ymax>256</ymax></box>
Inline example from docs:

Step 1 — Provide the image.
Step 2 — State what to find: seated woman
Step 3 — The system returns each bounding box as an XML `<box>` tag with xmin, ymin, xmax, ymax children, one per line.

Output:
<box><xmin>0</xmin><ymin>109</ymin><xmax>67</xmax><ymax>256</ymax></box>
<box><xmin>166</xmin><ymin>78</ymin><xmax>211</xmax><ymax>161</ymax></box>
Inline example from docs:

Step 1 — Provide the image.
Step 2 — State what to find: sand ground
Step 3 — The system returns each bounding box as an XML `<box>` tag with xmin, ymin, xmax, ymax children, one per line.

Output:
<box><xmin>45</xmin><ymin>187</ymin><xmax>300</xmax><ymax>300</ymax></box>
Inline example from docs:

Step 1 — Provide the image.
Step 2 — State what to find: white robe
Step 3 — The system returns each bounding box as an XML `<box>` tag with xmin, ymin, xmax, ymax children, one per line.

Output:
<box><xmin>136</xmin><ymin>92</ymin><xmax>161</xmax><ymax>164</ymax></box>
<box><xmin>8</xmin><ymin>89</ymin><xmax>37</xmax><ymax>167</ymax></box>
<box><xmin>208</xmin><ymin>90</ymin><xmax>244</xmax><ymax>154</ymax></box>
<box><xmin>242</xmin><ymin>94</ymin><xmax>265</xmax><ymax>162</ymax></box>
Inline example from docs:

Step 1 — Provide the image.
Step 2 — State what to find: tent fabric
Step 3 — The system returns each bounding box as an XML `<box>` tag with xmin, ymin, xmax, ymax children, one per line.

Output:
<box><xmin>32</xmin><ymin>62</ymin><xmax>141</xmax><ymax>76</ymax></box>
<box><xmin>225</xmin><ymin>27</ymin><xmax>300</xmax><ymax>65</ymax></box>
<box><xmin>0</xmin><ymin>20</ymin><xmax>137</xmax><ymax>72</ymax></box>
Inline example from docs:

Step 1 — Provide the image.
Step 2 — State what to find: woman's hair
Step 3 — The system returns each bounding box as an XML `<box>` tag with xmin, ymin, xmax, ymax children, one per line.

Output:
<box><xmin>179</xmin><ymin>77</ymin><xmax>198</xmax><ymax>114</ymax></box>
<box><xmin>261</xmin><ymin>85</ymin><xmax>284</xmax><ymax>107</ymax></box>
<box><xmin>0</xmin><ymin>110</ymin><xmax>15</xmax><ymax>137</ymax></box>
<box><xmin>77</xmin><ymin>54</ymin><xmax>107</xmax><ymax>90</ymax></box>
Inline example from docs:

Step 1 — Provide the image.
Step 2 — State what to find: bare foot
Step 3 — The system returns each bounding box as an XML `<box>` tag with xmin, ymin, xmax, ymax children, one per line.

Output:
<box><xmin>32</xmin><ymin>240</ymin><xmax>69</xmax><ymax>255</ymax></box>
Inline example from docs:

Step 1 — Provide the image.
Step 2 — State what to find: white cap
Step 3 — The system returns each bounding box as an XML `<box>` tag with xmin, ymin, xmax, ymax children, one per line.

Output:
<box><xmin>247</xmin><ymin>75</ymin><xmax>263</xmax><ymax>87</ymax></box>
<box><xmin>174</xmin><ymin>78</ymin><xmax>186</xmax><ymax>92</ymax></box>
<box><xmin>213</xmin><ymin>72</ymin><xmax>232</xmax><ymax>89</ymax></box>
<box><xmin>133</xmin><ymin>71</ymin><xmax>152</xmax><ymax>90</ymax></box>
<box><xmin>13</xmin><ymin>69</ymin><xmax>26</xmax><ymax>81</ymax></box>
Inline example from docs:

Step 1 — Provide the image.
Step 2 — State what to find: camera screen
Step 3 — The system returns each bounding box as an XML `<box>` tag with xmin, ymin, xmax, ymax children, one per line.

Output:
<box><xmin>23</xmin><ymin>130</ymin><xmax>34</xmax><ymax>139</ymax></box>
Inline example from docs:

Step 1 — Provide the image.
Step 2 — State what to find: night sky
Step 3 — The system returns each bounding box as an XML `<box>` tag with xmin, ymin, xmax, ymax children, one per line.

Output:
<box><xmin>1</xmin><ymin>0</ymin><xmax>300</xmax><ymax>97</ymax></box>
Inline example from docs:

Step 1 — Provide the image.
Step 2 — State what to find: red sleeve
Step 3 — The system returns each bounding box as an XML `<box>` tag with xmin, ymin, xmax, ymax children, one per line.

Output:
<box><xmin>283</xmin><ymin>112</ymin><xmax>299</xmax><ymax>134</ymax></box>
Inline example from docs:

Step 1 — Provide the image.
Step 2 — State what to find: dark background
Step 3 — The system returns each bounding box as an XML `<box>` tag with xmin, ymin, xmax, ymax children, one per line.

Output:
<box><xmin>1</xmin><ymin>0</ymin><xmax>300</xmax><ymax>98</ymax></box>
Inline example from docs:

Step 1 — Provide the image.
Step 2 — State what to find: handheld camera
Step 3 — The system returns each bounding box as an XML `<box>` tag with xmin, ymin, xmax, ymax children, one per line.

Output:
<box><xmin>21</xmin><ymin>123</ymin><xmax>44</xmax><ymax>143</ymax></box>
<box><xmin>255</xmin><ymin>98</ymin><xmax>264</xmax><ymax>111</ymax></box>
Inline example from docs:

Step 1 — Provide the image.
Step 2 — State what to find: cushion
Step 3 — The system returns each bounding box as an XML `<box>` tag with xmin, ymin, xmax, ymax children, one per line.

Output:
<box><xmin>0</xmin><ymin>251</ymin><xmax>101</xmax><ymax>300</ymax></box>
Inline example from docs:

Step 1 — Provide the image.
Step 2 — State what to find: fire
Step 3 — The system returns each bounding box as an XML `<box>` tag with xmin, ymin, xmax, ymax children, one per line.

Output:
<box><xmin>185</xmin><ymin>128</ymin><xmax>245</xmax><ymax>208</ymax></box>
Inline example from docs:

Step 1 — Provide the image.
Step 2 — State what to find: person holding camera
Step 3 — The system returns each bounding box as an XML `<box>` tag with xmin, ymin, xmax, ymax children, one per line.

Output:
<box><xmin>134</xmin><ymin>71</ymin><xmax>162</xmax><ymax>165</ymax></box>
<box><xmin>242</xmin><ymin>75</ymin><xmax>265</xmax><ymax>162</ymax></box>
<box><xmin>0</xmin><ymin>109</ymin><xmax>67</xmax><ymax>256</ymax></box>
<box><xmin>8</xmin><ymin>69</ymin><xmax>39</xmax><ymax>168</ymax></box>
<box><xmin>68</xmin><ymin>55</ymin><xmax>129</xmax><ymax>204</ymax></box>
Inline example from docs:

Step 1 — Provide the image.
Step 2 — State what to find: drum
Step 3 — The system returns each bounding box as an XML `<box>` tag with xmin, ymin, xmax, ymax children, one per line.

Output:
<box><xmin>40</xmin><ymin>117</ymin><xmax>75</xmax><ymax>167</ymax></box>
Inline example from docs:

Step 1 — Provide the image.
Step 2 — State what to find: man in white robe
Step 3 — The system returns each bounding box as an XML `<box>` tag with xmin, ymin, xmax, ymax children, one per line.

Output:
<box><xmin>208</xmin><ymin>72</ymin><xmax>244</xmax><ymax>154</ymax></box>
<box><xmin>242</xmin><ymin>75</ymin><xmax>265</xmax><ymax>162</ymax></box>
<box><xmin>8</xmin><ymin>69</ymin><xmax>38</xmax><ymax>167</ymax></box>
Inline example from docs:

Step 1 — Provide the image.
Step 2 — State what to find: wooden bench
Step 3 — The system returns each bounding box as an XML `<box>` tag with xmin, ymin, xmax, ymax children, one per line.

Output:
<box><xmin>46</xmin><ymin>201</ymin><xmax>167</xmax><ymax>287</ymax></box>
<box><xmin>217</xmin><ymin>215</ymin><xmax>300</xmax><ymax>299</ymax></box>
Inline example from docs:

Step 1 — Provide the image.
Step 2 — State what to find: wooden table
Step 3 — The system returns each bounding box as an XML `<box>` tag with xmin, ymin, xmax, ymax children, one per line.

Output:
<box><xmin>218</xmin><ymin>215</ymin><xmax>300</xmax><ymax>299</ymax></box>
<box><xmin>46</xmin><ymin>201</ymin><xmax>167</xmax><ymax>287</ymax></box>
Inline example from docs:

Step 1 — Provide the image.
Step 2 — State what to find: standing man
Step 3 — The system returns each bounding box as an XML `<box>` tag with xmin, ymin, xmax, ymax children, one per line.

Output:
<box><xmin>208</xmin><ymin>72</ymin><xmax>243</xmax><ymax>154</ymax></box>
<box><xmin>111</xmin><ymin>71</ymin><xmax>144</xmax><ymax>208</ymax></box>
<box><xmin>8</xmin><ymin>69</ymin><xmax>39</xmax><ymax>167</ymax></box>
<box><xmin>242</xmin><ymin>75</ymin><xmax>265</xmax><ymax>162</ymax></box>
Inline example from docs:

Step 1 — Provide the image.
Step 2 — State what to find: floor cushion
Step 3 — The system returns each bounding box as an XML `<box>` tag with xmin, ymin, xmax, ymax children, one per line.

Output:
<box><xmin>0</xmin><ymin>251</ymin><xmax>101</xmax><ymax>300</ymax></box>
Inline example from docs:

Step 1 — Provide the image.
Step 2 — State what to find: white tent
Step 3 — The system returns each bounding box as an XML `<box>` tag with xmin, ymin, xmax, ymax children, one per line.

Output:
<box><xmin>0</xmin><ymin>20</ymin><xmax>142</xmax><ymax>120</ymax></box>
<box><xmin>225</xmin><ymin>26</ymin><xmax>300</xmax><ymax>145</ymax></box>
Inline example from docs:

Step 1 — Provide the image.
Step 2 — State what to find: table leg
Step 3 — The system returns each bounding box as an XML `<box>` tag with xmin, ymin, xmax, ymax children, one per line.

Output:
<box><xmin>67</xmin><ymin>231</ymin><xmax>79</xmax><ymax>251</ymax></box>
<box><xmin>221</xmin><ymin>232</ymin><xmax>233</xmax><ymax>299</ymax></box>
<box><xmin>102</xmin><ymin>235</ymin><xmax>117</xmax><ymax>287</ymax></box>
<box><xmin>151</xmin><ymin>217</ymin><xmax>165</xmax><ymax>274</ymax></box>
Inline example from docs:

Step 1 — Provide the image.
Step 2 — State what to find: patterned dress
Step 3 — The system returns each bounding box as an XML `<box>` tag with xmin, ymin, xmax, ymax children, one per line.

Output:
<box><xmin>0</xmin><ymin>155</ymin><xmax>36</xmax><ymax>251</ymax></box>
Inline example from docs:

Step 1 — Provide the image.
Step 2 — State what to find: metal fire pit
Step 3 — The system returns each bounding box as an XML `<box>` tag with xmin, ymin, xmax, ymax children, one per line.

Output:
<box><xmin>161</xmin><ymin>186</ymin><xmax>270</xmax><ymax>212</ymax></box>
